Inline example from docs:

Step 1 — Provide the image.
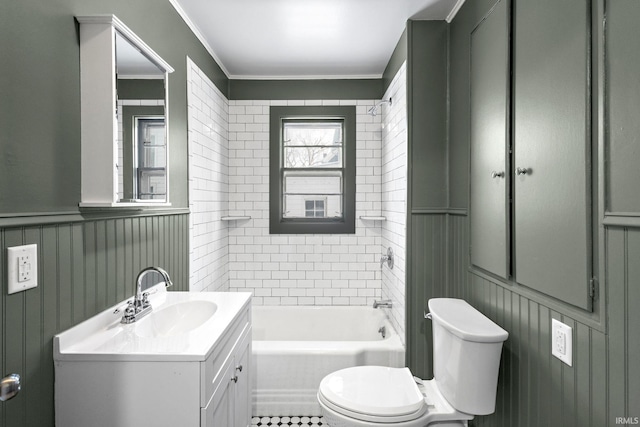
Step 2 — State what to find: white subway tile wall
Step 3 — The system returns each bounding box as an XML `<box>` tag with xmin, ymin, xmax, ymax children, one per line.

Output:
<box><xmin>381</xmin><ymin>62</ymin><xmax>408</xmax><ymax>344</ymax></box>
<box><xmin>187</xmin><ymin>58</ymin><xmax>230</xmax><ymax>292</ymax></box>
<box><xmin>186</xmin><ymin>58</ymin><xmax>408</xmax><ymax>336</ymax></box>
<box><xmin>227</xmin><ymin>98</ymin><xmax>384</xmax><ymax>306</ymax></box>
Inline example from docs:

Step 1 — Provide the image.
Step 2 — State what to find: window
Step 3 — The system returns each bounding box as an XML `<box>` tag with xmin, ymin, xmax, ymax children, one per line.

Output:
<box><xmin>134</xmin><ymin>116</ymin><xmax>166</xmax><ymax>200</ymax></box>
<box><xmin>270</xmin><ymin>106</ymin><xmax>356</xmax><ymax>234</ymax></box>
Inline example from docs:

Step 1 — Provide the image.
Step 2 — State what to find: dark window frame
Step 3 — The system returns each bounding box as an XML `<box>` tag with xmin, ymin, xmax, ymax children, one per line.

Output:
<box><xmin>269</xmin><ymin>105</ymin><xmax>356</xmax><ymax>234</ymax></box>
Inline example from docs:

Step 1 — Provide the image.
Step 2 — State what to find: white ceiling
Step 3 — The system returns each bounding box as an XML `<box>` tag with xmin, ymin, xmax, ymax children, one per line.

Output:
<box><xmin>171</xmin><ymin>0</ymin><xmax>464</xmax><ymax>79</ymax></box>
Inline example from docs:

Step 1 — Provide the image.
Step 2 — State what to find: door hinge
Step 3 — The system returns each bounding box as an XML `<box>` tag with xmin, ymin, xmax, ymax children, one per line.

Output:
<box><xmin>589</xmin><ymin>277</ymin><xmax>599</xmax><ymax>301</ymax></box>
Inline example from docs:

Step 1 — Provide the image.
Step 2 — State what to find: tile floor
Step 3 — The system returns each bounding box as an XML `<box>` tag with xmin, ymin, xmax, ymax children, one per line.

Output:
<box><xmin>251</xmin><ymin>416</ymin><xmax>324</xmax><ymax>426</ymax></box>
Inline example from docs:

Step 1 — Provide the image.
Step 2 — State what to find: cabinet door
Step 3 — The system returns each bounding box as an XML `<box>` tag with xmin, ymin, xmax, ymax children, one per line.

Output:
<box><xmin>513</xmin><ymin>0</ymin><xmax>592</xmax><ymax>309</ymax></box>
<box><xmin>202</xmin><ymin>359</ymin><xmax>235</xmax><ymax>427</ymax></box>
<box><xmin>470</xmin><ymin>0</ymin><xmax>510</xmax><ymax>278</ymax></box>
<box><xmin>233</xmin><ymin>333</ymin><xmax>251</xmax><ymax>427</ymax></box>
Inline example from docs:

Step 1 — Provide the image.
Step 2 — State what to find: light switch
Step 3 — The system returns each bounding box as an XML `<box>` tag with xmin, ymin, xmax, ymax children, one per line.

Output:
<box><xmin>7</xmin><ymin>244</ymin><xmax>38</xmax><ymax>294</ymax></box>
<box><xmin>551</xmin><ymin>318</ymin><xmax>572</xmax><ymax>366</ymax></box>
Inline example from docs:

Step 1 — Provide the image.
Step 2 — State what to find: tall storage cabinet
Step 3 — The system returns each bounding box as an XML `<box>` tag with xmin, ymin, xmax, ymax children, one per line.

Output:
<box><xmin>513</xmin><ymin>0</ymin><xmax>592</xmax><ymax>310</ymax></box>
<box><xmin>469</xmin><ymin>0</ymin><xmax>593</xmax><ymax>310</ymax></box>
<box><xmin>470</xmin><ymin>0</ymin><xmax>510</xmax><ymax>280</ymax></box>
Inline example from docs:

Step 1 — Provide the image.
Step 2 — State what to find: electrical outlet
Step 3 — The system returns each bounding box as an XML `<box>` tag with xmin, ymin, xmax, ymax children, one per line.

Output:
<box><xmin>7</xmin><ymin>244</ymin><xmax>38</xmax><ymax>294</ymax></box>
<box><xmin>551</xmin><ymin>318</ymin><xmax>572</xmax><ymax>366</ymax></box>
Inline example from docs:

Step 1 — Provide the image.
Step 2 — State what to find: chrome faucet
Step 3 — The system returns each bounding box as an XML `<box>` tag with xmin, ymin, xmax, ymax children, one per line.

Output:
<box><xmin>373</xmin><ymin>299</ymin><xmax>393</xmax><ymax>309</ymax></box>
<box><xmin>121</xmin><ymin>267</ymin><xmax>173</xmax><ymax>324</ymax></box>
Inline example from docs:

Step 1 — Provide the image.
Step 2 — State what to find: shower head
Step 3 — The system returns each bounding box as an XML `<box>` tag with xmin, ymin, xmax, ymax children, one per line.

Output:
<box><xmin>367</xmin><ymin>97</ymin><xmax>393</xmax><ymax>116</ymax></box>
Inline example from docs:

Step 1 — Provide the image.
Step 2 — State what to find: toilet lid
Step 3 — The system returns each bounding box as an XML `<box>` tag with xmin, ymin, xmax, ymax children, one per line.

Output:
<box><xmin>319</xmin><ymin>366</ymin><xmax>426</xmax><ymax>420</ymax></box>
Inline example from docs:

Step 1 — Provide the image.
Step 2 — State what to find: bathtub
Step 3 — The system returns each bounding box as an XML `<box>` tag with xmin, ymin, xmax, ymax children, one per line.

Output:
<box><xmin>251</xmin><ymin>306</ymin><xmax>405</xmax><ymax>416</ymax></box>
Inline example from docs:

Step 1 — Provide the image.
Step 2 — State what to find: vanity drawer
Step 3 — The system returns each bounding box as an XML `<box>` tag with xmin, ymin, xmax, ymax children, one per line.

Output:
<box><xmin>201</xmin><ymin>308</ymin><xmax>250</xmax><ymax>406</ymax></box>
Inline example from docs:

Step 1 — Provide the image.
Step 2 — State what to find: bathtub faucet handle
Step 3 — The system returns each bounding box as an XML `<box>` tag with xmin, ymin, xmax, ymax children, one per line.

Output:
<box><xmin>380</xmin><ymin>247</ymin><xmax>394</xmax><ymax>269</ymax></box>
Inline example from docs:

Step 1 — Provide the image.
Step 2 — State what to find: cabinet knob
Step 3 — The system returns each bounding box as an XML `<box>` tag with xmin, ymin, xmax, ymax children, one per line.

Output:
<box><xmin>231</xmin><ymin>375</ymin><xmax>238</xmax><ymax>383</ymax></box>
<box><xmin>235</xmin><ymin>365</ymin><xmax>243</xmax><ymax>372</ymax></box>
<box><xmin>491</xmin><ymin>171</ymin><xmax>505</xmax><ymax>178</ymax></box>
<box><xmin>0</xmin><ymin>374</ymin><xmax>20</xmax><ymax>402</ymax></box>
<box><xmin>516</xmin><ymin>167</ymin><xmax>529</xmax><ymax>176</ymax></box>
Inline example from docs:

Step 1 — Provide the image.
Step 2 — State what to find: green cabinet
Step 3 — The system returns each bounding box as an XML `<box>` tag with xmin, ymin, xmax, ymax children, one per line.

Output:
<box><xmin>513</xmin><ymin>0</ymin><xmax>592</xmax><ymax>310</ymax></box>
<box><xmin>470</xmin><ymin>0</ymin><xmax>510</xmax><ymax>279</ymax></box>
<box><xmin>606</xmin><ymin>0</ymin><xmax>640</xmax><ymax>214</ymax></box>
<box><xmin>470</xmin><ymin>0</ymin><xmax>593</xmax><ymax>311</ymax></box>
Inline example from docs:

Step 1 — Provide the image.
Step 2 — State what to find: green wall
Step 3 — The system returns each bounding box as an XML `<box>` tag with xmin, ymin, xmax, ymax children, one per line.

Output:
<box><xmin>229</xmin><ymin>79</ymin><xmax>382</xmax><ymax>100</ymax></box>
<box><xmin>404</xmin><ymin>20</ymin><xmax>450</xmax><ymax>380</ymax></box>
<box><xmin>0</xmin><ymin>214</ymin><xmax>189</xmax><ymax>427</ymax></box>
<box><xmin>0</xmin><ymin>0</ymin><xmax>227</xmax><ymax>215</ymax></box>
<box><xmin>382</xmin><ymin>27</ymin><xmax>408</xmax><ymax>94</ymax></box>
<box><xmin>117</xmin><ymin>79</ymin><xmax>165</xmax><ymax>100</ymax></box>
<box><xmin>406</xmin><ymin>0</ymin><xmax>640</xmax><ymax>425</ymax></box>
<box><xmin>407</xmin><ymin>21</ymin><xmax>449</xmax><ymax>210</ymax></box>
<box><xmin>0</xmin><ymin>1</ymin><xmax>211</xmax><ymax>425</ymax></box>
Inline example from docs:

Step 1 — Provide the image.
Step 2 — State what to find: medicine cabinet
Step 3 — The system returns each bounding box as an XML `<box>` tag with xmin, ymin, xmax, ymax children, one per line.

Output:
<box><xmin>77</xmin><ymin>15</ymin><xmax>174</xmax><ymax>207</ymax></box>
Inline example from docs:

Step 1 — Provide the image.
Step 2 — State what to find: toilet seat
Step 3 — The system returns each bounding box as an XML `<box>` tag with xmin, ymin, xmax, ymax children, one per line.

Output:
<box><xmin>318</xmin><ymin>366</ymin><xmax>427</xmax><ymax>423</ymax></box>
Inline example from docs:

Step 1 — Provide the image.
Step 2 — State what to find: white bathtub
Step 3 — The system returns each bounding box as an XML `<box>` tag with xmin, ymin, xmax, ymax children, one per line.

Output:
<box><xmin>251</xmin><ymin>306</ymin><xmax>405</xmax><ymax>416</ymax></box>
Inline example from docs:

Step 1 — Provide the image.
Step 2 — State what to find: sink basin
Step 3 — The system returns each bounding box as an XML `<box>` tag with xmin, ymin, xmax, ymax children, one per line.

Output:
<box><xmin>54</xmin><ymin>286</ymin><xmax>250</xmax><ymax>360</ymax></box>
<box><xmin>135</xmin><ymin>300</ymin><xmax>217</xmax><ymax>338</ymax></box>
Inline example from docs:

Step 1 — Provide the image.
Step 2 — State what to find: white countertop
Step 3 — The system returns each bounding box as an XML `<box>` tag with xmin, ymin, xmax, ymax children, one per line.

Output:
<box><xmin>54</xmin><ymin>286</ymin><xmax>252</xmax><ymax>362</ymax></box>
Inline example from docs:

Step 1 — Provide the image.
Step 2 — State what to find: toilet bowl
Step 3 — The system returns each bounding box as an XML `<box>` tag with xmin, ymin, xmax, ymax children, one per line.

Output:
<box><xmin>317</xmin><ymin>298</ymin><xmax>508</xmax><ymax>426</ymax></box>
<box><xmin>318</xmin><ymin>366</ymin><xmax>472</xmax><ymax>427</ymax></box>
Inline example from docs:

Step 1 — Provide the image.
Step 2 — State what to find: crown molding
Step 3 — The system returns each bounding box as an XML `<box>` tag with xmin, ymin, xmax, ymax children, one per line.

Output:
<box><xmin>168</xmin><ymin>0</ymin><xmax>231</xmax><ymax>78</ymax></box>
<box><xmin>446</xmin><ymin>0</ymin><xmax>466</xmax><ymax>23</ymax></box>
<box><xmin>229</xmin><ymin>74</ymin><xmax>382</xmax><ymax>81</ymax></box>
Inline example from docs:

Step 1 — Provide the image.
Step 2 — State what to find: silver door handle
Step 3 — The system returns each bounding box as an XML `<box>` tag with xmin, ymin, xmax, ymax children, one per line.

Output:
<box><xmin>516</xmin><ymin>167</ymin><xmax>529</xmax><ymax>176</ymax></box>
<box><xmin>491</xmin><ymin>171</ymin><xmax>505</xmax><ymax>178</ymax></box>
<box><xmin>0</xmin><ymin>374</ymin><xmax>21</xmax><ymax>402</ymax></box>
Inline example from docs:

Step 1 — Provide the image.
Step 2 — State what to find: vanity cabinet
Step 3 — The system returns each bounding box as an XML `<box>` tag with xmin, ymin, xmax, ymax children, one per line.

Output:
<box><xmin>202</xmin><ymin>315</ymin><xmax>252</xmax><ymax>427</ymax></box>
<box><xmin>54</xmin><ymin>292</ymin><xmax>252</xmax><ymax>427</ymax></box>
<box><xmin>469</xmin><ymin>0</ymin><xmax>593</xmax><ymax>310</ymax></box>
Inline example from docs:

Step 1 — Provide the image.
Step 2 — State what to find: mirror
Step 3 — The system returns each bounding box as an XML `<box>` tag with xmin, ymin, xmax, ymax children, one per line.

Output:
<box><xmin>115</xmin><ymin>32</ymin><xmax>167</xmax><ymax>202</ymax></box>
<box><xmin>77</xmin><ymin>15</ymin><xmax>173</xmax><ymax>208</ymax></box>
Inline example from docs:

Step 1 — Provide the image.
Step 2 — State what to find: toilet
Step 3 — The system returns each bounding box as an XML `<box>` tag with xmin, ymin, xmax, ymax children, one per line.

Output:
<box><xmin>317</xmin><ymin>298</ymin><xmax>508</xmax><ymax>426</ymax></box>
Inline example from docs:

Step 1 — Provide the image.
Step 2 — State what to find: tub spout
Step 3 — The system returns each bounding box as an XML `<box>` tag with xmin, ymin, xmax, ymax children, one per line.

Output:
<box><xmin>373</xmin><ymin>299</ymin><xmax>393</xmax><ymax>309</ymax></box>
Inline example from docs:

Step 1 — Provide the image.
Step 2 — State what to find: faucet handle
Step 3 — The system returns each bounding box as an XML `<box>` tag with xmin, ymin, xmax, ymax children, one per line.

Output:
<box><xmin>380</xmin><ymin>247</ymin><xmax>394</xmax><ymax>269</ymax></box>
<box><xmin>123</xmin><ymin>301</ymin><xmax>137</xmax><ymax>317</ymax></box>
<box><xmin>142</xmin><ymin>292</ymin><xmax>151</xmax><ymax>307</ymax></box>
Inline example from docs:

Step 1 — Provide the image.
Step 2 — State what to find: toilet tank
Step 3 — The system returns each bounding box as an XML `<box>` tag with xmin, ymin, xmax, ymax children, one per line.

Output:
<box><xmin>427</xmin><ymin>298</ymin><xmax>508</xmax><ymax>416</ymax></box>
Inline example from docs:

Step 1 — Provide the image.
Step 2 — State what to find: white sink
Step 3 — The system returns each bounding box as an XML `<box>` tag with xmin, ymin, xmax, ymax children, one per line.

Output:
<box><xmin>135</xmin><ymin>300</ymin><xmax>217</xmax><ymax>338</ymax></box>
<box><xmin>53</xmin><ymin>281</ymin><xmax>252</xmax><ymax>427</ymax></box>
<box><xmin>53</xmin><ymin>284</ymin><xmax>251</xmax><ymax>361</ymax></box>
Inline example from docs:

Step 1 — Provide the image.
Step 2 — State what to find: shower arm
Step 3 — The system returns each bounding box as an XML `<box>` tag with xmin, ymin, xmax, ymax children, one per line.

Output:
<box><xmin>367</xmin><ymin>97</ymin><xmax>393</xmax><ymax>116</ymax></box>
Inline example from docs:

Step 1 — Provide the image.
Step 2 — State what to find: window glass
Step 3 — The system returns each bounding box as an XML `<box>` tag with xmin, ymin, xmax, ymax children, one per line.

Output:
<box><xmin>305</xmin><ymin>199</ymin><xmax>326</xmax><ymax>218</ymax></box>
